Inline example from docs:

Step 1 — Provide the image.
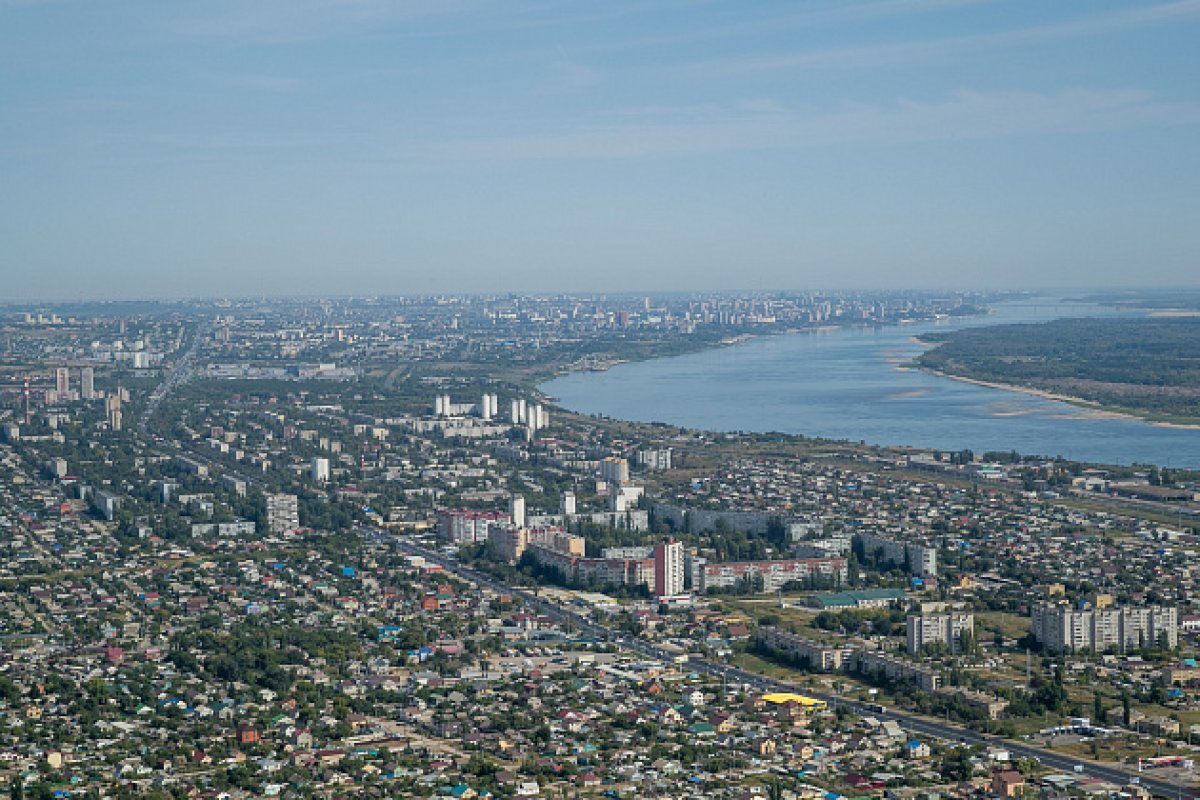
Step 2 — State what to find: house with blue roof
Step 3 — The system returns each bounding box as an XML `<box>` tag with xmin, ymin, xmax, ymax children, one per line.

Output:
<box><xmin>905</xmin><ymin>739</ymin><xmax>930</xmax><ymax>759</ymax></box>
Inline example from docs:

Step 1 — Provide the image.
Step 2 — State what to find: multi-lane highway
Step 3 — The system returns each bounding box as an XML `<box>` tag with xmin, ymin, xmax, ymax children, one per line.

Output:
<box><xmin>373</xmin><ymin>530</ymin><xmax>1194</xmax><ymax>799</ymax></box>
<box><xmin>138</xmin><ymin>323</ymin><xmax>207</xmax><ymax>434</ymax></box>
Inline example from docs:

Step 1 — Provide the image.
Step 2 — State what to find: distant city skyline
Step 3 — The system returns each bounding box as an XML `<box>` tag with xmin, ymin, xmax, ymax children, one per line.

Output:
<box><xmin>2</xmin><ymin>0</ymin><xmax>1198</xmax><ymax>300</ymax></box>
<box><xmin>5</xmin><ymin>286</ymin><xmax>1196</xmax><ymax>308</ymax></box>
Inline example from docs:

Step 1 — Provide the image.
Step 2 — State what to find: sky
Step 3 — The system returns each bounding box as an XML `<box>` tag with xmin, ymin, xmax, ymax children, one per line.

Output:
<box><xmin>1</xmin><ymin>0</ymin><xmax>1198</xmax><ymax>300</ymax></box>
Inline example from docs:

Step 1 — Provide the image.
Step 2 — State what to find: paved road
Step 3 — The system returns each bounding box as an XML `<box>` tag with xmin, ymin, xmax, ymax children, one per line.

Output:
<box><xmin>370</xmin><ymin>529</ymin><xmax>1194</xmax><ymax>799</ymax></box>
<box><xmin>138</xmin><ymin>322</ymin><xmax>208</xmax><ymax>434</ymax></box>
<box><xmin>124</xmin><ymin>337</ymin><xmax>1194</xmax><ymax>798</ymax></box>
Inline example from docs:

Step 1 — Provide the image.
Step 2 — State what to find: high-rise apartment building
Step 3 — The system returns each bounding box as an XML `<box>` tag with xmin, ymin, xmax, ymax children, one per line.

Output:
<box><xmin>855</xmin><ymin>532</ymin><xmax>938</xmax><ymax>577</ymax></box>
<box><xmin>653</xmin><ymin>537</ymin><xmax>685</xmax><ymax>598</ymax></box>
<box><xmin>599</xmin><ymin>456</ymin><xmax>629</xmax><ymax>485</ymax></box>
<box><xmin>437</xmin><ymin>509</ymin><xmax>512</xmax><ymax>545</ymax></box>
<box><xmin>637</xmin><ymin>448</ymin><xmax>673</xmax><ymax>471</ymax></box>
<box><xmin>312</xmin><ymin>457</ymin><xmax>330</xmax><ymax>483</ymax></box>
<box><xmin>266</xmin><ymin>493</ymin><xmax>300</xmax><ymax>534</ymax></box>
<box><xmin>1031</xmin><ymin>602</ymin><xmax>1177</xmax><ymax>654</ymax></box>
<box><xmin>106</xmin><ymin>394</ymin><xmax>122</xmax><ymax>431</ymax></box>
<box><xmin>80</xmin><ymin>367</ymin><xmax>95</xmax><ymax>400</ymax></box>
<box><xmin>906</xmin><ymin>611</ymin><xmax>975</xmax><ymax>655</ymax></box>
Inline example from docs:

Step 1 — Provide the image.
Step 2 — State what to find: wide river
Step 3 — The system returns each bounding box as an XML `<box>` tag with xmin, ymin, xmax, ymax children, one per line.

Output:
<box><xmin>540</xmin><ymin>299</ymin><xmax>1200</xmax><ymax>468</ymax></box>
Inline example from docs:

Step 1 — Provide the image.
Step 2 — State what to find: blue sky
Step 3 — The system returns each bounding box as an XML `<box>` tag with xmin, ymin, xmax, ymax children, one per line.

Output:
<box><xmin>1</xmin><ymin>0</ymin><xmax>1198</xmax><ymax>299</ymax></box>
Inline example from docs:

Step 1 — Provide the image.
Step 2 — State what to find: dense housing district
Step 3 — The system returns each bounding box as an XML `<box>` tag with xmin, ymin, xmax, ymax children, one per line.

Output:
<box><xmin>0</xmin><ymin>292</ymin><xmax>1199</xmax><ymax>800</ymax></box>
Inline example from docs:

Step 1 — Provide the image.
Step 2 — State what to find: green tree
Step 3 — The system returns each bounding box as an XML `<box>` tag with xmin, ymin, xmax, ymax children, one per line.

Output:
<box><xmin>939</xmin><ymin>748</ymin><xmax>974</xmax><ymax>782</ymax></box>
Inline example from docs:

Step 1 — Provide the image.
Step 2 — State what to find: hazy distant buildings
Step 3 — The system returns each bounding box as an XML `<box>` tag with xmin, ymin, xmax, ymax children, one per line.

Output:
<box><xmin>599</xmin><ymin>456</ymin><xmax>629</xmax><ymax>485</ymax></box>
<box><xmin>92</xmin><ymin>490</ymin><xmax>121</xmax><ymax>521</ymax></box>
<box><xmin>478</xmin><ymin>392</ymin><xmax>498</xmax><ymax>420</ymax></box>
<box><xmin>55</xmin><ymin>367</ymin><xmax>70</xmax><ymax>398</ymax></box>
<box><xmin>105</xmin><ymin>393</ymin><xmax>122</xmax><ymax>431</ymax></box>
<box><xmin>506</xmin><ymin>397</ymin><xmax>547</xmax><ymax>432</ymax></box>
<box><xmin>609</xmin><ymin>484</ymin><xmax>644</xmax><ymax>512</ymax></box>
<box><xmin>80</xmin><ymin>366</ymin><xmax>95</xmax><ymax>400</ymax></box>
<box><xmin>637</xmin><ymin>448</ymin><xmax>673</xmax><ymax>471</ymax></box>
<box><xmin>176</xmin><ymin>456</ymin><xmax>208</xmax><ymax>477</ymax></box>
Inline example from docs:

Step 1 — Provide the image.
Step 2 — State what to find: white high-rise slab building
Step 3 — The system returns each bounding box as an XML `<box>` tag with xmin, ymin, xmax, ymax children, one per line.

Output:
<box><xmin>654</xmin><ymin>538</ymin><xmax>685</xmax><ymax>598</ymax></box>
<box><xmin>312</xmin><ymin>457</ymin><xmax>330</xmax><ymax>483</ymax></box>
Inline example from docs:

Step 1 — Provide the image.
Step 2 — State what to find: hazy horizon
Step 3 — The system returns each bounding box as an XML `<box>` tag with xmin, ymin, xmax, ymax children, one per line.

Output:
<box><xmin>2</xmin><ymin>1</ymin><xmax>1198</xmax><ymax>300</ymax></box>
<box><xmin>7</xmin><ymin>285</ymin><xmax>1200</xmax><ymax>308</ymax></box>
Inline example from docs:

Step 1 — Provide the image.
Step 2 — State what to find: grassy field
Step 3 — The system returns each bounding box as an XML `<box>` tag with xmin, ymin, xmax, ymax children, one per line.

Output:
<box><xmin>727</xmin><ymin>651</ymin><xmax>887</xmax><ymax>699</ymax></box>
<box><xmin>1054</xmin><ymin>736</ymin><xmax>1194</xmax><ymax>764</ymax></box>
<box><xmin>728</xmin><ymin>651</ymin><xmax>817</xmax><ymax>685</ymax></box>
<box><xmin>976</xmin><ymin>611</ymin><xmax>1031</xmax><ymax>641</ymax></box>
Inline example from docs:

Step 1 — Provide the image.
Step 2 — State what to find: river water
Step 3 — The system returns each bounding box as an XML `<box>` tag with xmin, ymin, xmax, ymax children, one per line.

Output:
<box><xmin>540</xmin><ymin>299</ymin><xmax>1200</xmax><ymax>468</ymax></box>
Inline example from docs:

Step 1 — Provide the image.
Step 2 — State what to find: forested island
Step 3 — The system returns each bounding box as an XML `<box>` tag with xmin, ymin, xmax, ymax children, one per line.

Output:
<box><xmin>917</xmin><ymin>316</ymin><xmax>1200</xmax><ymax>424</ymax></box>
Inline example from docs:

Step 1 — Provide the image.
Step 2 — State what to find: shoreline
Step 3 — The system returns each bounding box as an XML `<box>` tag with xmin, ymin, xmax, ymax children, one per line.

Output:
<box><xmin>536</xmin><ymin>316</ymin><xmax>1200</xmax><ymax>468</ymax></box>
<box><xmin>910</xmin><ymin>333</ymin><xmax>1200</xmax><ymax>429</ymax></box>
<box><xmin>539</xmin><ymin>317</ymin><xmax>973</xmax><ymax>391</ymax></box>
<box><xmin>536</xmin><ymin>331</ymin><xmax>763</xmax><ymax>385</ymax></box>
<box><xmin>918</xmin><ymin>368</ymin><xmax>1200</xmax><ymax>430</ymax></box>
<box><xmin>542</xmin><ymin>321</ymin><xmax>1200</xmax><ymax>433</ymax></box>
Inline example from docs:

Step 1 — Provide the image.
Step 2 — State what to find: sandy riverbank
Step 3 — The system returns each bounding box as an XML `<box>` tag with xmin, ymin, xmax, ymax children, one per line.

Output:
<box><xmin>923</xmin><ymin>369</ymin><xmax>1200</xmax><ymax>430</ymax></box>
<box><xmin>909</xmin><ymin>334</ymin><xmax>1200</xmax><ymax>429</ymax></box>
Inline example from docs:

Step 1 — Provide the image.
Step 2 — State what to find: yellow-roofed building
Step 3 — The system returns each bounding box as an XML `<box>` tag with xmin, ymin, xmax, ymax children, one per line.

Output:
<box><xmin>759</xmin><ymin>692</ymin><xmax>827</xmax><ymax>710</ymax></box>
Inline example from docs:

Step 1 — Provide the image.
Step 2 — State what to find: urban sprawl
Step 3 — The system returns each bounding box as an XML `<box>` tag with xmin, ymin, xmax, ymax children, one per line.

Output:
<box><xmin>1</xmin><ymin>292</ymin><xmax>1198</xmax><ymax>800</ymax></box>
